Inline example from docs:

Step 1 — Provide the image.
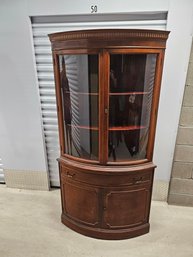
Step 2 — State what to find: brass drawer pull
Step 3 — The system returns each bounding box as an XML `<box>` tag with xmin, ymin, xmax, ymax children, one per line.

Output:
<box><xmin>133</xmin><ymin>176</ymin><xmax>143</xmax><ymax>184</ymax></box>
<box><xmin>66</xmin><ymin>171</ymin><xmax>75</xmax><ymax>178</ymax></box>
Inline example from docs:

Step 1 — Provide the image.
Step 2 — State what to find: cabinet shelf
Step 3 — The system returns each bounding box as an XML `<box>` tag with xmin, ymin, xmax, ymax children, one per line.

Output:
<box><xmin>110</xmin><ymin>92</ymin><xmax>148</xmax><ymax>96</ymax></box>
<box><xmin>64</xmin><ymin>91</ymin><xmax>148</xmax><ymax>96</ymax></box>
<box><xmin>109</xmin><ymin>125</ymin><xmax>146</xmax><ymax>131</ymax></box>
<box><xmin>67</xmin><ymin>124</ymin><xmax>98</xmax><ymax>131</ymax></box>
<box><xmin>67</xmin><ymin>124</ymin><xmax>146</xmax><ymax>131</ymax></box>
<box><xmin>64</xmin><ymin>91</ymin><xmax>98</xmax><ymax>96</ymax></box>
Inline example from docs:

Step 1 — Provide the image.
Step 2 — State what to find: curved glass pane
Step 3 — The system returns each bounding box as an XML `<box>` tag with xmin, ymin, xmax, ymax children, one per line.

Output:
<box><xmin>59</xmin><ymin>54</ymin><xmax>99</xmax><ymax>160</ymax></box>
<box><xmin>108</xmin><ymin>54</ymin><xmax>157</xmax><ymax>162</ymax></box>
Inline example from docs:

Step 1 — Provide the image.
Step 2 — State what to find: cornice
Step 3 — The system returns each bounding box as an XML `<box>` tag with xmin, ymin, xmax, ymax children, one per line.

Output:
<box><xmin>49</xmin><ymin>29</ymin><xmax>169</xmax><ymax>42</ymax></box>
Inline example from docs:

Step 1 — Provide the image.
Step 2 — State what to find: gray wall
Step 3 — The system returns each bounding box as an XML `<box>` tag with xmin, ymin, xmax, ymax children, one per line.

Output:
<box><xmin>168</xmin><ymin>42</ymin><xmax>193</xmax><ymax>206</ymax></box>
<box><xmin>0</xmin><ymin>1</ymin><xmax>47</xmax><ymax>172</ymax></box>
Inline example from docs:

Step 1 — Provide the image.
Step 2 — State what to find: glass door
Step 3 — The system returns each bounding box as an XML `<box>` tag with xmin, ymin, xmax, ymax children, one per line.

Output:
<box><xmin>58</xmin><ymin>54</ymin><xmax>99</xmax><ymax>161</ymax></box>
<box><xmin>108</xmin><ymin>52</ymin><xmax>157</xmax><ymax>162</ymax></box>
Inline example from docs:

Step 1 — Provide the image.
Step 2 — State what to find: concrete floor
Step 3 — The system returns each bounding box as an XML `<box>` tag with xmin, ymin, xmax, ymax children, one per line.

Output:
<box><xmin>0</xmin><ymin>184</ymin><xmax>193</xmax><ymax>257</ymax></box>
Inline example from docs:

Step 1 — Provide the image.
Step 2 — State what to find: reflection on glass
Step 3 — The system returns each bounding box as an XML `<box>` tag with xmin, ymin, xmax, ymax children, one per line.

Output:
<box><xmin>108</xmin><ymin>54</ymin><xmax>157</xmax><ymax>162</ymax></box>
<box><xmin>59</xmin><ymin>54</ymin><xmax>99</xmax><ymax>160</ymax></box>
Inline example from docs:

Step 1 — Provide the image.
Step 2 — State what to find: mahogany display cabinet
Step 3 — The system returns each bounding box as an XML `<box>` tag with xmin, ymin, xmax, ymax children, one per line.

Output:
<box><xmin>49</xmin><ymin>29</ymin><xmax>169</xmax><ymax>240</ymax></box>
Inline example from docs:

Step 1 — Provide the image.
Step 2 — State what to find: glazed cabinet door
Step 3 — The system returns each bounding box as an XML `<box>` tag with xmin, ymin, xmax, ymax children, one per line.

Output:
<box><xmin>56</xmin><ymin>53</ymin><xmax>99</xmax><ymax>162</ymax></box>
<box><xmin>103</xmin><ymin>184</ymin><xmax>151</xmax><ymax>229</ymax></box>
<box><xmin>55</xmin><ymin>49</ymin><xmax>164</xmax><ymax>165</ymax></box>
<box><xmin>104</xmin><ymin>50</ymin><xmax>163</xmax><ymax>164</ymax></box>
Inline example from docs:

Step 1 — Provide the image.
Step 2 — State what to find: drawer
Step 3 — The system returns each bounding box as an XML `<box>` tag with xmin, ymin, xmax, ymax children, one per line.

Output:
<box><xmin>60</xmin><ymin>164</ymin><xmax>153</xmax><ymax>187</ymax></box>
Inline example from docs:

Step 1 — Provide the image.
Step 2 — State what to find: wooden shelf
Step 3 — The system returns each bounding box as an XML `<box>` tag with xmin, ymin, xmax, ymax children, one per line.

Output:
<box><xmin>64</xmin><ymin>91</ymin><xmax>98</xmax><ymax>96</ymax></box>
<box><xmin>67</xmin><ymin>124</ymin><xmax>98</xmax><ymax>131</ymax></box>
<box><xmin>64</xmin><ymin>91</ymin><xmax>148</xmax><ymax>96</ymax></box>
<box><xmin>67</xmin><ymin>124</ymin><xmax>146</xmax><ymax>131</ymax></box>
<box><xmin>110</xmin><ymin>92</ymin><xmax>148</xmax><ymax>96</ymax></box>
<box><xmin>109</xmin><ymin>125</ymin><xmax>146</xmax><ymax>131</ymax></box>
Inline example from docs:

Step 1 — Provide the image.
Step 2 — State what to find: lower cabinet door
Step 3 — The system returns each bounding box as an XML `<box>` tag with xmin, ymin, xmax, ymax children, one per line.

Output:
<box><xmin>61</xmin><ymin>180</ymin><xmax>100</xmax><ymax>227</ymax></box>
<box><xmin>103</xmin><ymin>184</ymin><xmax>151</xmax><ymax>229</ymax></box>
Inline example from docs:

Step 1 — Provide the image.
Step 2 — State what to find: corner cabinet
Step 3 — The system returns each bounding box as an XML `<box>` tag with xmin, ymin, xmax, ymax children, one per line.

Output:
<box><xmin>49</xmin><ymin>29</ymin><xmax>169</xmax><ymax>240</ymax></box>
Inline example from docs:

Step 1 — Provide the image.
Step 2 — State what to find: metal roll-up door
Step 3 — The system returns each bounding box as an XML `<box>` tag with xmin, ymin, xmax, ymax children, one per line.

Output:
<box><xmin>0</xmin><ymin>158</ymin><xmax>4</xmax><ymax>183</ymax></box>
<box><xmin>31</xmin><ymin>13</ymin><xmax>167</xmax><ymax>187</ymax></box>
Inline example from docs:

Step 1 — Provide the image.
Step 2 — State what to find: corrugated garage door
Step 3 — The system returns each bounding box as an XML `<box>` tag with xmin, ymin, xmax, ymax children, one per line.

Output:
<box><xmin>31</xmin><ymin>13</ymin><xmax>167</xmax><ymax>187</ymax></box>
<box><xmin>0</xmin><ymin>158</ymin><xmax>4</xmax><ymax>183</ymax></box>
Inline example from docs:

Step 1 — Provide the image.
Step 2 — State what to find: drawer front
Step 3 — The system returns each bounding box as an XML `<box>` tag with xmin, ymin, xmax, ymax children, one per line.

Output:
<box><xmin>60</xmin><ymin>164</ymin><xmax>153</xmax><ymax>187</ymax></box>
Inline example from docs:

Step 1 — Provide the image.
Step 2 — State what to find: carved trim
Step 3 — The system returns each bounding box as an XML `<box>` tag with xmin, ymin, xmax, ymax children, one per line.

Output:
<box><xmin>49</xmin><ymin>29</ymin><xmax>169</xmax><ymax>42</ymax></box>
<box><xmin>59</xmin><ymin>157</ymin><xmax>156</xmax><ymax>174</ymax></box>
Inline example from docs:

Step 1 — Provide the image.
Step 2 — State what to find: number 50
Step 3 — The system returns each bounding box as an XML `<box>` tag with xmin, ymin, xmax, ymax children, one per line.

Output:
<box><xmin>91</xmin><ymin>5</ymin><xmax>97</xmax><ymax>13</ymax></box>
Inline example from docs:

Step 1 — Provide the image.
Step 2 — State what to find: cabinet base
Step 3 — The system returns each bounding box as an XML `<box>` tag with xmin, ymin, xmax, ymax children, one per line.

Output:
<box><xmin>61</xmin><ymin>214</ymin><xmax>150</xmax><ymax>240</ymax></box>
